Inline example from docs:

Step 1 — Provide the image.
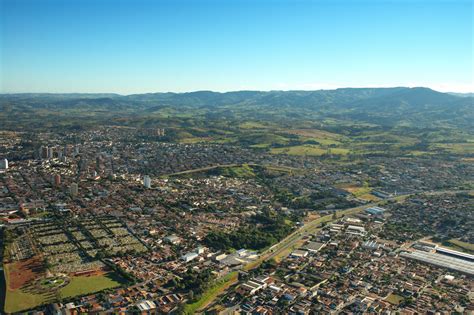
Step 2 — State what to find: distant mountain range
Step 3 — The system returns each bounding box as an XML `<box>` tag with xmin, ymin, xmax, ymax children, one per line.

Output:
<box><xmin>1</xmin><ymin>87</ymin><xmax>473</xmax><ymax>130</ymax></box>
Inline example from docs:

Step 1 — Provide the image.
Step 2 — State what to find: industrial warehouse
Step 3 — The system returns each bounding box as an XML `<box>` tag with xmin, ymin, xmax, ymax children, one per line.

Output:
<box><xmin>401</xmin><ymin>245</ymin><xmax>474</xmax><ymax>276</ymax></box>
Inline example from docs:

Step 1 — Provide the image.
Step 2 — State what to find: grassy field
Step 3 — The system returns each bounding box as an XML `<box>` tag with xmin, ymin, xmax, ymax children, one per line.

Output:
<box><xmin>335</xmin><ymin>182</ymin><xmax>380</xmax><ymax>202</ymax></box>
<box><xmin>284</xmin><ymin>129</ymin><xmax>344</xmax><ymax>146</ymax></box>
<box><xmin>448</xmin><ymin>239</ymin><xmax>474</xmax><ymax>251</ymax></box>
<box><xmin>239</xmin><ymin>121</ymin><xmax>269</xmax><ymax>129</ymax></box>
<box><xmin>3</xmin><ymin>269</ymin><xmax>126</xmax><ymax>313</ymax></box>
<box><xmin>432</xmin><ymin>143</ymin><xmax>474</xmax><ymax>154</ymax></box>
<box><xmin>60</xmin><ymin>272</ymin><xmax>126</xmax><ymax>298</ymax></box>
<box><xmin>179</xmin><ymin>137</ymin><xmax>213</xmax><ymax>144</ymax></box>
<box><xmin>271</xmin><ymin>145</ymin><xmax>349</xmax><ymax>156</ymax></box>
<box><xmin>336</xmin><ymin>182</ymin><xmax>372</xmax><ymax>197</ymax></box>
<box><xmin>4</xmin><ymin>285</ymin><xmax>53</xmax><ymax>314</ymax></box>
<box><xmin>218</xmin><ymin>164</ymin><xmax>256</xmax><ymax>178</ymax></box>
<box><xmin>184</xmin><ymin>272</ymin><xmax>238</xmax><ymax>314</ymax></box>
<box><xmin>358</xmin><ymin>193</ymin><xmax>380</xmax><ymax>201</ymax></box>
<box><xmin>427</xmin><ymin>238</ymin><xmax>474</xmax><ymax>254</ymax></box>
<box><xmin>447</xmin><ymin>239</ymin><xmax>474</xmax><ymax>253</ymax></box>
<box><xmin>4</xmin><ymin>261</ymin><xmax>51</xmax><ymax>313</ymax></box>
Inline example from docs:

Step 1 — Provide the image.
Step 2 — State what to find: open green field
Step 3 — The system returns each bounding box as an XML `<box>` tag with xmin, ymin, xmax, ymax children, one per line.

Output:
<box><xmin>447</xmin><ymin>239</ymin><xmax>474</xmax><ymax>253</ymax></box>
<box><xmin>217</xmin><ymin>164</ymin><xmax>256</xmax><ymax>178</ymax></box>
<box><xmin>432</xmin><ymin>143</ymin><xmax>474</xmax><ymax>154</ymax></box>
<box><xmin>271</xmin><ymin>145</ymin><xmax>350</xmax><ymax>156</ymax></box>
<box><xmin>239</xmin><ymin>121</ymin><xmax>269</xmax><ymax>129</ymax></box>
<box><xmin>448</xmin><ymin>239</ymin><xmax>474</xmax><ymax>251</ymax></box>
<box><xmin>3</xmin><ymin>261</ymin><xmax>50</xmax><ymax>313</ymax></box>
<box><xmin>336</xmin><ymin>182</ymin><xmax>371</xmax><ymax>197</ymax></box>
<box><xmin>178</xmin><ymin>137</ymin><xmax>213</xmax><ymax>144</ymax></box>
<box><xmin>4</xmin><ymin>270</ymin><xmax>126</xmax><ymax>313</ymax></box>
<box><xmin>283</xmin><ymin>128</ymin><xmax>344</xmax><ymax>145</ymax></box>
<box><xmin>4</xmin><ymin>285</ymin><xmax>53</xmax><ymax>314</ymax></box>
<box><xmin>60</xmin><ymin>272</ymin><xmax>127</xmax><ymax>298</ymax></box>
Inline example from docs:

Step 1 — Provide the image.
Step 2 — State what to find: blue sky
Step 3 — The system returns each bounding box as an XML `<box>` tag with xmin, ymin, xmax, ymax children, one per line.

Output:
<box><xmin>1</xmin><ymin>0</ymin><xmax>472</xmax><ymax>94</ymax></box>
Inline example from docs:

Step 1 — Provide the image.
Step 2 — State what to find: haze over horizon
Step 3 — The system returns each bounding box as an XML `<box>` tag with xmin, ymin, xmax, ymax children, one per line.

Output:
<box><xmin>1</xmin><ymin>86</ymin><xmax>473</xmax><ymax>96</ymax></box>
<box><xmin>1</xmin><ymin>0</ymin><xmax>473</xmax><ymax>94</ymax></box>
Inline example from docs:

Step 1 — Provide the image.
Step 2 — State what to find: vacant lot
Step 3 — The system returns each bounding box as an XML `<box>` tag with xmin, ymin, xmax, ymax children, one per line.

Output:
<box><xmin>336</xmin><ymin>182</ymin><xmax>372</xmax><ymax>197</ymax></box>
<box><xmin>385</xmin><ymin>293</ymin><xmax>404</xmax><ymax>305</ymax></box>
<box><xmin>4</xmin><ymin>258</ymin><xmax>51</xmax><ymax>314</ymax></box>
<box><xmin>6</xmin><ymin>256</ymin><xmax>45</xmax><ymax>290</ymax></box>
<box><xmin>358</xmin><ymin>193</ymin><xmax>380</xmax><ymax>201</ymax></box>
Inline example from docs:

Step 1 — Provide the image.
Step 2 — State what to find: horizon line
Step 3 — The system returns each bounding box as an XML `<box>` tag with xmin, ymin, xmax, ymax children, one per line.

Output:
<box><xmin>1</xmin><ymin>86</ymin><xmax>473</xmax><ymax>96</ymax></box>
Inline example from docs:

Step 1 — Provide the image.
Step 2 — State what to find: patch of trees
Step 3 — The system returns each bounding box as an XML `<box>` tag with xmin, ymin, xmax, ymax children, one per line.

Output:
<box><xmin>272</xmin><ymin>187</ymin><xmax>356</xmax><ymax>210</ymax></box>
<box><xmin>204</xmin><ymin>211</ymin><xmax>293</xmax><ymax>251</ymax></box>
<box><xmin>167</xmin><ymin>268</ymin><xmax>214</xmax><ymax>300</ymax></box>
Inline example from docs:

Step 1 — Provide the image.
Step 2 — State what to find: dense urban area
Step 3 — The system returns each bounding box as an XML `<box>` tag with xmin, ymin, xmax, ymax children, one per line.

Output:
<box><xmin>0</xmin><ymin>89</ymin><xmax>473</xmax><ymax>314</ymax></box>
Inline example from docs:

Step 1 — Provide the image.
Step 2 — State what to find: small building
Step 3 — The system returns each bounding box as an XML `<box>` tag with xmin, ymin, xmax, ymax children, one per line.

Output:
<box><xmin>214</xmin><ymin>253</ymin><xmax>227</xmax><ymax>261</ymax></box>
<box><xmin>196</xmin><ymin>246</ymin><xmax>205</xmax><ymax>254</ymax></box>
<box><xmin>362</xmin><ymin>240</ymin><xmax>381</xmax><ymax>250</ymax></box>
<box><xmin>143</xmin><ymin>175</ymin><xmax>151</xmax><ymax>188</ymax></box>
<box><xmin>238</xmin><ymin>277</ymin><xmax>269</xmax><ymax>295</ymax></box>
<box><xmin>346</xmin><ymin>225</ymin><xmax>366</xmax><ymax>236</ymax></box>
<box><xmin>136</xmin><ymin>300</ymin><xmax>156</xmax><ymax>312</ymax></box>
<box><xmin>0</xmin><ymin>158</ymin><xmax>8</xmax><ymax>170</ymax></box>
<box><xmin>304</xmin><ymin>241</ymin><xmax>325</xmax><ymax>253</ymax></box>
<box><xmin>371</xmin><ymin>191</ymin><xmax>390</xmax><ymax>199</ymax></box>
<box><xmin>164</xmin><ymin>235</ymin><xmax>180</xmax><ymax>244</ymax></box>
<box><xmin>236</xmin><ymin>249</ymin><xmax>248</xmax><ymax>257</ymax></box>
<box><xmin>181</xmin><ymin>252</ymin><xmax>199</xmax><ymax>262</ymax></box>
<box><xmin>365</xmin><ymin>206</ymin><xmax>386</xmax><ymax>215</ymax></box>
<box><xmin>290</xmin><ymin>249</ymin><xmax>309</xmax><ymax>258</ymax></box>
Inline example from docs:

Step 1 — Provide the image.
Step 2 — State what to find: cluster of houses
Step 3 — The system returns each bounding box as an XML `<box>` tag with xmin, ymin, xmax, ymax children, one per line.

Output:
<box><xmin>382</xmin><ymin>194</ymin><xmax>473</xmax><ymax>243</ymax></box>
<box><xmin>1</xmin><ymin>126</ymin><xmax>473</xmax><ymax>313</ymax></box>
<box><xmin>216</xmin><ymin>207</ymin><xmax>473</xmax><ymax>314</ymax></box>
<box><xmin>46</xmin><ymin>284</ymin><xmax>184</xmax><ymax>314</ymax></box>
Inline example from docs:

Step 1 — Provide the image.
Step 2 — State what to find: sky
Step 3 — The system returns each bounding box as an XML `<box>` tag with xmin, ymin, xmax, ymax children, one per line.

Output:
<box><xmin>0</xmin><ymin>0</ymin><xmax>472</xmax><ymax>94</ymax></box>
